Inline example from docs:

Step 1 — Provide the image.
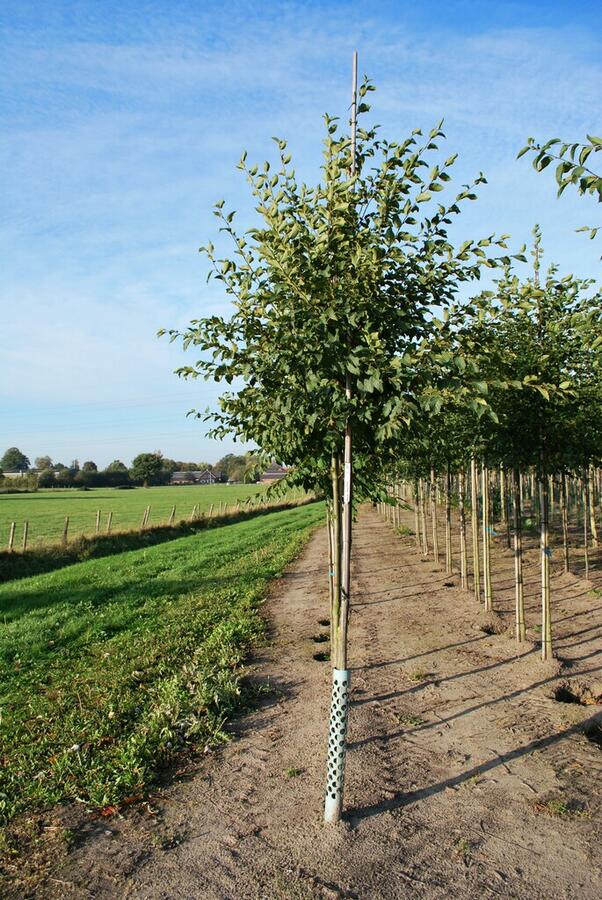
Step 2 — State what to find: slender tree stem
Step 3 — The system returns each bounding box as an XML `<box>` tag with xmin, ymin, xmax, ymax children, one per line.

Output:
<box><xmin>481</xmin><ymin>462</ymin><xmax>492</xmax><ymax>611</ymax></box>
<box><xmin>513</xmin><ymin>466</ymin><xmax>525</xmax><ymax>642</ymax></box>
<box><xmin>470</xmin><ymin>457</ymin><xmax>481</xmax><ymax>602</ymax></box>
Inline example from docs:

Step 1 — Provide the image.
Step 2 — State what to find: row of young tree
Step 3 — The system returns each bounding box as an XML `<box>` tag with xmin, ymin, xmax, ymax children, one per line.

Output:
<box><xmin>167</xmin><ymin>60</ymin><xmax>600</xmax><ymax>824</ymax></box>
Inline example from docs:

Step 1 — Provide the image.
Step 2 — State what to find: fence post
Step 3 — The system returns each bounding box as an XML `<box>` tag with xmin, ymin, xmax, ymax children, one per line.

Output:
<box><xmin>22</xmin><ymin>520</ymin><xmax>29</xmax><ymax>552</ymax></box>
<box><xmin>63</xmin><ymin>516</ymin><xmax>69</xmax><ymax>545</ymax></box>
<box><xmin>8</xmin><ymin>522</ymin><xmax>16</xmax><ymax>552</ymax></box>
<box><xmin>95</xmin><ymin>509</ymin><xmax>101</xmax><ymax>533</ymax></box>
<box><xmin>106</xmin><ymin>512</ymin><xmax>113</xmax><ymax>533</ymax></box>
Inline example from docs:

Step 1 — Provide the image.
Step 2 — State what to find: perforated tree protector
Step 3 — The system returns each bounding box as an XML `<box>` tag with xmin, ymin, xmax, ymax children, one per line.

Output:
<box><xmin>324</xmin><ymin>667</ymin><xmax>350</xmax><ymax>822</ymax></box>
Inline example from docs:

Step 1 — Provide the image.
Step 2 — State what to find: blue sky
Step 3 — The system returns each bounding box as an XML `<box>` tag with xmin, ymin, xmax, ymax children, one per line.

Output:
<box><xmin>1</xmin><ymin>0</ymin><xmax>600</xmax><ymax>467</ymax></box>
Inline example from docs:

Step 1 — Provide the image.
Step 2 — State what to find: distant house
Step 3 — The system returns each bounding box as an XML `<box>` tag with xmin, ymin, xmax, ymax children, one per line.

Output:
<box><xmin>170</xmin><ymin>471</ymin><xmax>197</xmax><ymax>484</ymax></box>
<box><xmin>197</xmin><ymin>468</ymin><xmax>223</xmax><ymax>484</ymax></box>
<box><xmin>260</xmin><ymin>463</ymin><xmax>289</xmax><ymax>484</ymax></box>
<box><xmin>170</xmin><ymin>469</ymin><xmax>225</xmax><ymax>485</ymax></box>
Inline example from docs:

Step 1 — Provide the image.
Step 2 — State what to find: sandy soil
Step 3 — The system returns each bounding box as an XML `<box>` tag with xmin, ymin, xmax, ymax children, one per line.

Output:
<box><xmin>12</xmin><ymin>505</ymin><xmax>602</xmax><ymax>898</ymax></box>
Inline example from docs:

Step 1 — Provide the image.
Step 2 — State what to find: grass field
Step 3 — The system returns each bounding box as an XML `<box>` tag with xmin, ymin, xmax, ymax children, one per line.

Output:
<box><xmin>0</xmin><ymin>484</ymin><xmax>268</xmax><ymax>549</ymax></box>
<box><xmin>0</xmin><ymin>502</ymin><xmax>323</xmax><ymax>829</ymax></box>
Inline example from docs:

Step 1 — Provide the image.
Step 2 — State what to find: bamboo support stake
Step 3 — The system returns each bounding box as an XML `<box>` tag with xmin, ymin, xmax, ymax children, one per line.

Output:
<box><xmin>500</xmin><ymin>465</ymin><xmax>511</xmax><ymax>549</ymax></box>
<box><xmin>8</xmin><ymin>522</ymin><xmax>16</xmax><ymax>552</ymax></box>
<box><xmin>458</xmin><ymin>468</ymin><xmax>467</xmax><ymax>590</ymax></box>
<box><xmin>327</xmin><ymin>503</ymin><xmax>335</xmax><ymax>630</ymax></box>
<box><xmin>513</xmin><ymin>467</ymin><xmax>525</xmax><ymax>642</ymax></box>
<box><xmin>540</xmin><ymin>471</ymin><xmax>552</xmax><ymax>660</ymax></box>
<box><xmin>588</xmin><ymin>466</ymin><xmax>598</xmax><ymax>548</ymax></box>
<box><xmin>470</xmin><ymin>457</ymin><xmax>481</xmax><ymax>603</ymax></box>
<box><xmin>481</xmin><ymin>463</ymin><xmax>492</xmax><ymax>611</ymax></box>
<box><xmin>22</xmin><ymin>520</ymin><xmax>29</xmax><ymax>552</ymax></box>
<box><xmin>430</xmin><ymin>467</ymin><xmax>439</xmax><ymax>564</ymax></box>
<box><xmin>419</xmin><ymin>478</ymin><xmax>429</xmax><ymax>556</ymax></box>
<box><xmin>560</xmin><ymin>471</ymin><xmax>569</xmax><ymax>573</ymax></box>
<box><xmin>445</xmin><ymin>464</ymin><xmax>452</xmax><ymax>575</ymax></box>
<box><xmin>413</xmin><ymin>480</ymin><xmax>420</xmax><ymax>549</ymax></box>
<box><xmin>583</xmin><ymin>474</ymin><xmax>590</xmax><ymax>579</ymax></box>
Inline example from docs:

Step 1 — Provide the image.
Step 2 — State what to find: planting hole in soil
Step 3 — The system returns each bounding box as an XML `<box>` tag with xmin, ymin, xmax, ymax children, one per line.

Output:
<box><xmin>313</xmin><ymin>651</ymin><xmax>330</xmax><ymax>662</ymax></box>
<box><xmin>584</xmin><ymin>722</ymin><xmax>602</xmax><ymax>749</ymax></box>
<box><xmin>553</xmin><ymin>683</ymin><xmax>602</xmax><ymax>706</ymax></box>
<box><xmin>318</xmin><ymin>619</ymin><xmax>330</xmax><ymax>627</ymax></box>
<box><xmin>312</xmin><ymin>633</ymin><xmax>329</xmax><ymax>643</ymax></box>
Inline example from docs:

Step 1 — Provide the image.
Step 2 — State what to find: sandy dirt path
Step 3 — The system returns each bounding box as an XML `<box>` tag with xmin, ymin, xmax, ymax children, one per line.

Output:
<box><xmin>45</xmin><ymin>505</ymin><xmax>602</xmax><ymax>898</ymax></box>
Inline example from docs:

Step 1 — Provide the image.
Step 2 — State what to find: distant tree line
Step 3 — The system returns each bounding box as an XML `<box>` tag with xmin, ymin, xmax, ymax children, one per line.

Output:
<box><xmin>0</xmin><ymin>447</ymin><xmax>263</xmax><ymax>490</ymax></box>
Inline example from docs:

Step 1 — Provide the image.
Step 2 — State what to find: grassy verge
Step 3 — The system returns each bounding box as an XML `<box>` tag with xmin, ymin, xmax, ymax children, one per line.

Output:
<box><xmin>0</xmin><ymin>503</ymin><xmax>323</xmax><ymax>831</ymax></box>
<box><xmin>0</xmin><ymin>496</ymin><xmax>316</xmax><ymax>584</ymax></box>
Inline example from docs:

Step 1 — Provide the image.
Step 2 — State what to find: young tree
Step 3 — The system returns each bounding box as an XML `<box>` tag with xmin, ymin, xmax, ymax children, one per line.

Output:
<box><xmin>165</xmin><ymin>73</ymin><xmax>515</xmax><ymax>822</ymax></box>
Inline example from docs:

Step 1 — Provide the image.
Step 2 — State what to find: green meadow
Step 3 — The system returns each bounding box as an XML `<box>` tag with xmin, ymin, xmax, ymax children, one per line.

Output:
<box><xmin>0</xmin><ymin>502</ymin><xmax>323</xmax><ymax>827</ymax></box>
<box><xmin>0</xmin><ymin>483</ymin><xmax>267</xmax><ymax>548</ymax></box>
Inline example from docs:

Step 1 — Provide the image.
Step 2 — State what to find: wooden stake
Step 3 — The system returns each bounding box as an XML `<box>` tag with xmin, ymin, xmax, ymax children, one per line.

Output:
<box><xmin>560</xmin><ymin>470</ymin><xmax>569</xmax><ymax>573</ymax></box>
<box><xmin>168</xmin><ymin>505</ymin><xmax>176</xmax><ymax>525</ymax></box>
<box><xmin>8</xmin><ymin>522</ymin><xmax>16</xmax><ymax>552</ymax></box>
<box><xmin>22</xmin><ymin>520</ymin><xmax>29</xmax><ymax>552</ymax></box>
<box><xmin>445</xmin><ymin>464</ymin><xmax>452</xmax><ymax>575</ymax></box>
<box><xmin>95</xmin><ymin>509</ymin><xmax>101</xmax><ymax>533</ymax></box>
<box><xmin>430</xmin><ymin>467</ymin><xmax>439</xmax><ymax>564</ymax></box>
<box><xmin>583</xmin><ymin>473</ymin><xmax>590</xmax><ymax>579</ymax></box>
<box><xmin>106</xmin><ymin>512</ymin><xmax>113</xmax><ymax>533</ymax></box>
<box><xmin>413</xmin><ymin>480</ymin><xmax>420</xmax><ymax>549</ymax></box>
<box><xmin>470</xmin><ymin>457</ymin><xmax>481</xmax><ymax>602</ymax></box>
<box><xmin>588</xmin><ymin>466</ymin><xmax>598</xmax><ymax>548</ymax></box>
<box><xmin>63</xmin><ymin>516</ymin><xmax>69</xmax><ymax>544</ymax></box>
<box><xmin>513</xmin><ymin>467</ymin><xmax>525</xmax><ymax>642</ymax></box>
<box><xmin>481</xmin><ymin>463</ymin><xmax>492</xmax><ymax>611</ymax></box>
<box><xmin>540</xmin><ymin>469</ymin><xmax>552</xmax><ymax>660</ymax></box>
<box><xmin>458</xmin><ymin>468</ymin><xmax>467</xmax><ymax>590</ymax></box>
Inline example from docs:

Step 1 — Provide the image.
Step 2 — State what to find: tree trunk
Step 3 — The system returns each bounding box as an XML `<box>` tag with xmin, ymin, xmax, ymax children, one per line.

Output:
<box><xmin>470</xmin><ymin>457</ymin><xmax>481</xmax><ymax>603</ymax></box>
<box><xmin>481</xmin><ymin>462</ymin><xmax>493</xmax><ymax>611</ymax></box>
<box><xmin>430</xmin><ymin>467</ymin><xmax>439</xmax><ymax>564</ymax></box>
<box><xmin>588</xmin><ymin>466</ymin><xmax>598</xmax><ymax>548</ymax></box>
<box><xmin>539</xmin><ymin>467</ymin><xmax>552</xmax><ymax>661</ymax></box>
<box><xmin>325</xmin><ymin>447</ymin><xmax>350</xmax><ymax>824</ymax></box>
<box><xmin>458</xmin><ymin>467</ymin><xmax>468</xmax><ymax>590</ymax></box>
<box><xmin>513</xmin><ymin>466</ymin><xmax>525</xmax><ymax>642</ymax></box>
<box><xmin>445</xmin><ymin>464</ymin><xmax>453</xmax><ymax>574</ymax></box>
<box><xmin>560</xmin><ymin>470</ymin><xmax>570</xmax><ymax>574</ymax></box>
<box><xmin>413</xmin><ymin>480</ymin><xmax>420</xmax><ymax>550</ymax></box>
<box><xmin>584</xmin><ymin>469</ymin><xmax>590</xmax><ymax>580</ymax></box>
<box><xmin>500</xmin><ymin>464</ymin><xmax>511</xmax><ymax>549</ymax></box>
<box><xmin>419</xmin><ymin>478</ymin><xmax>429</xmax><ymax>556</ymax></box>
